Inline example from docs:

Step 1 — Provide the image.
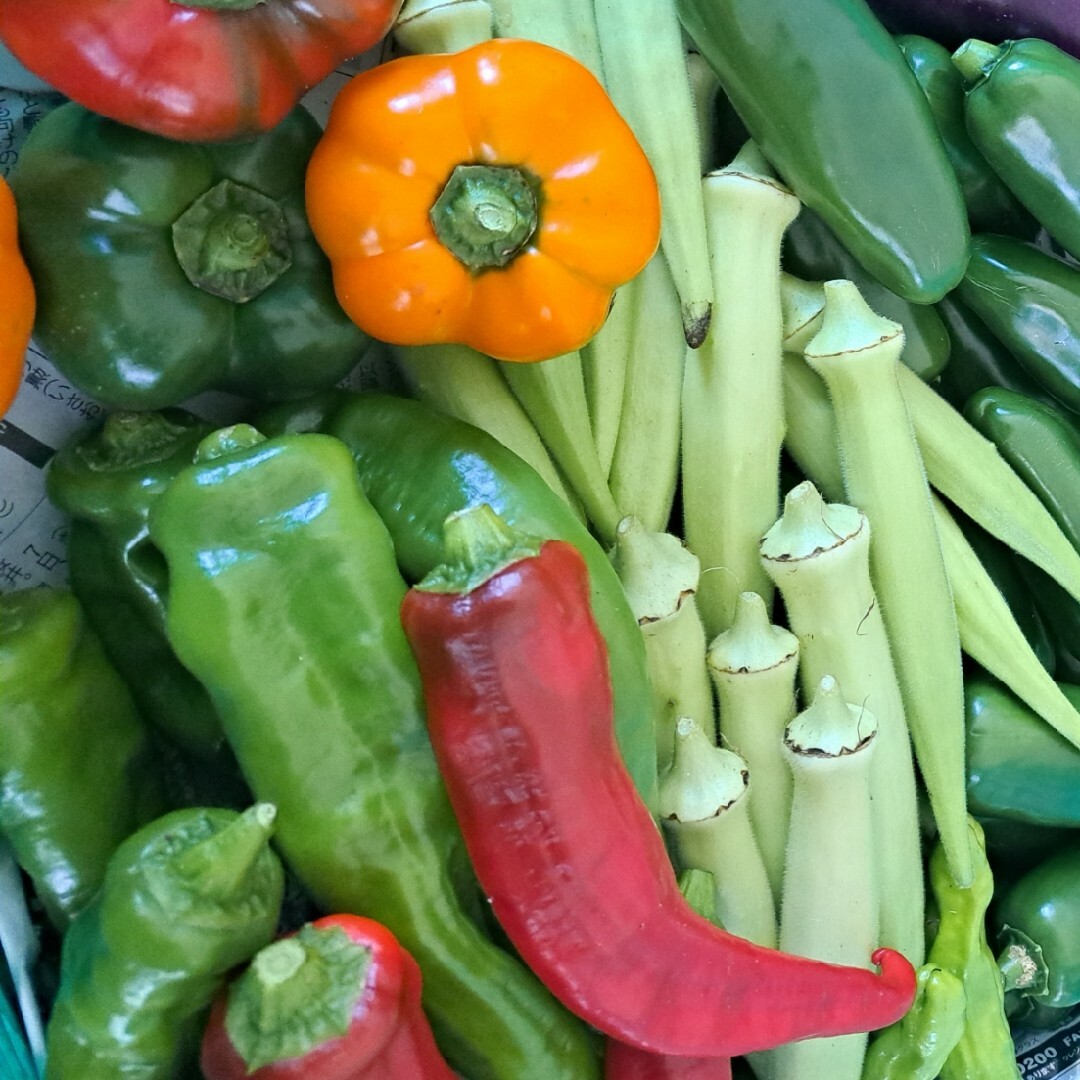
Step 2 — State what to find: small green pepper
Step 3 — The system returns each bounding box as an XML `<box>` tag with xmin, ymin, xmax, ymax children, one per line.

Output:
<box><xmin>995</xmin><ymin>844</ymin><xmax>1080</xmax><ymax>1013</ymax></box>
<box><xmin>9</xmin><ymin>102</ymin><xmax>369</xmax><ymax>410</ymax></box>
<box><xmin>43</xmin><ymin>803</ymin><xmax>285</xmax><ymax>1080</ymax></box>
<box><xmin>957</xmin><ymin>234</ymin><xmax>1080</xmax><ymax>414</ymax></box>
<box><xmin>0</xmin><ymin>586</ymin><xmax>163</xmax><ymax>929</ymax></box>
<box><xmin>926</xmin><ymin>817</ymin><xmax>1020</xmax><ymax>1079</ymax></box>
<box><xmin>149</xmin><ymin>424</ymin><xmax>602</xmax><ymax>1080</ymax></box>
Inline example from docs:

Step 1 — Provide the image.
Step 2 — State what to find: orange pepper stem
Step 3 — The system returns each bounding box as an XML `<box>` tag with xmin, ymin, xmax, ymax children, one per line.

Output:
<box><xmin>171</xmin><ymin>179</ymin><xmax>292</xmax><ymax>303</ymax></box>
<box><xmin>430</xmin><ymin>163</ymin><xmax>539</xmax><ymax>270</ymax></box>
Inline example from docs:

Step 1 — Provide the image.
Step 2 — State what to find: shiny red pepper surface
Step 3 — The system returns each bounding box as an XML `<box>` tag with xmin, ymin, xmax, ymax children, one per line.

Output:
<box><xmin>200</xmin><ymin>913</ymin><xmax>455</xmax><ymax>1080</ymax></box>
<box><xmin>400</xmin><ymin>507</ymin><xmax>917</xmax><ymax>1059</ymax></box>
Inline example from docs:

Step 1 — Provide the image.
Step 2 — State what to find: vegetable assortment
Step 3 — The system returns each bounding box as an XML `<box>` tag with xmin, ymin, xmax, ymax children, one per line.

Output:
<box><xmin>8</xmin><ymin>0</ymin><xmax>1080</xmax><ymax>1078</ymax></box>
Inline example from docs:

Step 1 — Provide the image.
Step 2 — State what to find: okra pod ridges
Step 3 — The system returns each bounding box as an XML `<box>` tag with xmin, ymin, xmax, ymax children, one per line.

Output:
<box><xmin>658</xmin><ymin>717</ymin><xmax>777</xmax><ymax>948</ymax></box>
<box><xmin>685</xmin><ymin>48</ymin><xmax>722</xmax><ymax>175</ymax></box>
<box><xmin>609</xmin><ymin>516</ymin><xmax>715</xmax><ymax>767</ymax></box>
<box><xmin>500</xmin><ymin>352</ymin><xmax>621</xmax><ymax>544</ymax></box>
<box><xmin>594</xmin><ymin>0</ymin><xmax>713</xmax><ymax>347</ymax></box>
<box><xmin>608</xmin><ymin>250</ymin><xmax>685</xmax><ymax>535</ymax></box>
<box><xmin>682</xmin><ymin>139</ymin><xmax>800</xmax><ymax>639</ymax></box>
<box><xmin>705</xmin><ymin>591</ymin><xmax>798</xmax><ymax>903</ymax></box>
<box><xmin>776</xmin><ymin>675</ymin><xmax>879</xmax><ymax>1080</ymax></box>
<box><xmin>804</xmin><ymin>279</ymin><xmax>972</xmax><ymax>888</ymax></box>
<box><xmin>392</xmin><ymin>342</ymin><xmax>581</xmax><ymax>515</ymax></box>
<box><xmin>488</xmin><ymin>0</ymin><xmax>604</xmax><ymax>79</ymax></box>
<box><xmin>393</xmin><ymin>0</ymin><xmax>494</xmax><ymax>53</ymax></box>
<box><xmin>934</xmin><ymin>494</ymin><xmax>1080</xmax><ymax>750</ymax></box>
<box><xmin>760</xmin><ymin>481</ymin><xmax>926</xmax><ymax>966</ymax></box>
<box><xmin>897</xmin><ymin>362</ymin><xmax>1080</xmax><ymax>607</ymax></box>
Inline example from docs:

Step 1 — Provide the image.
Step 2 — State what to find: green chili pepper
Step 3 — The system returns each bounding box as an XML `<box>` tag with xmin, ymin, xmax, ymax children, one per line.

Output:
<box><xmin>149</xmin><ymin>424</ymin><xmax>602</xmax><ymax>1080</ymax></box>
<box><xmin>46</xmin><ymin>409</ymin><xmax>229</xmax><ymax>761</ymax></box>
<box><xmin>926</xmin><ymin>817</ymin><xmax>1020</xmax><ymax>1079</ymax></box>
<box><xmin>956</xmin><ymin>234</ymin><xmax>1080</xmax><ymax>414</ymax></box>
<box><xmin>896</xmin><ymin>34</ymin><xmax>1035</xmax><ymax>236</ymax></box>
<box><xmin>0</xmin><ymin>586</ymin><xmax>164</xmax><ymax>930</ymax></box>
<box><xmin>8</xmin><ymin>101</ymin><xmax>368</xmax><ymax>411</ymax></box>
<box><xmin>675</xmin><ymin>0</ymin><xmax>969</xmax><ymax>303</ymax></box>
<box><xmin>43</xmin><ymin>803</ymin><xmax>285</xmax><ymax>1080</ymax></box>
<box><xmin>966</xmin><ymin>675</ymin><xmax>1080</xmax><ymax>827</ymax></box>
<box><xmin>257</xmin><ymin>389</ymin><xmax>659</xmax><ymax>812</ymax></box>
<box><xmin>861</xmin><ymin>963</ymin><xmax>967</xmax><ymax>1080</ymax></box>
<box><xmin>995</xmin><ymin>844</ymin><xmax>1080</xmax><ymax>1013</ymax></box>
<box><xmin>954</xmin><ymin>37</ymin><xmax>1080</xmax><ymax>265</ymax></box>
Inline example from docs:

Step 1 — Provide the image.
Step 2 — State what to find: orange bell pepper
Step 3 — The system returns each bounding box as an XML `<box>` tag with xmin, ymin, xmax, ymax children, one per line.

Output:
<box><xmin>0</xmin><ymin>175</ymin><xmax>34</xmax><ymax>417</ymax></box>
<box><xmin>305</xmin><ymin>38</ymin><xmax>661</xmax><ymax>363</ymax></box>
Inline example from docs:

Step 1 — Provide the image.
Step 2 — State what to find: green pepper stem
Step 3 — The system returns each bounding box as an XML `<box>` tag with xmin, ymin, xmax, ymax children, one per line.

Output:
<box><xmin>951</xmin><ymin>39</ymin><xmax>1003</xmax><ymax>86</ymax></box>
<box><xmin>173</xmin><ymin>802</ymin><xmax>277</xmax><ymax>903</ymax></box>
<box><xmin>194</xmin><ymin>424</ymin><xmax>268</xmax><ymax>464</ymax></box>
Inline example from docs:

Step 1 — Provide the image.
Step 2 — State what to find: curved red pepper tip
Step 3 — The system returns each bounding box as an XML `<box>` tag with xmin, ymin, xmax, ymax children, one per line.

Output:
<box><xmin>871</xmin><ymin>947</ymin><xmax>918</xmax><ymax>997</ymax></box>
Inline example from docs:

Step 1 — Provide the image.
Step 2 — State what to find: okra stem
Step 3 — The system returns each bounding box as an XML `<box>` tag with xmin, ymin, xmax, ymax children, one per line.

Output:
<box><xmin>760</xmin><ymin>482</ymin><xmax>925</xmax><ymax>966</ymax></box>
<box><xmin>681</xmin><ymin>141</ymin><xmax>800</xmax><ymax>638</ymax></box>
<box><xmin>608</xmin><ymin>251</ymin><xmax>685</xmax><ymax>534</ymax></box>
<box><xmin>594</xmin><ymin>0</ymin><xmax>714</xmax><ymax>347</ymax></box>
<box><xmin>775</xmin><ymin>675</ymin><xmax>879</xmax><ymax>1080</ymax></box>
<box><xmin>658</xmin><ymin>716</ymin><xmax>777</xmax><ymax>948</ymax></box>
<box><xmin>803</xmin><ymin>280</ymin><xmax>972</xmax><ymax>887</ymax></box>
<box><xmin>705</xmin><ymin>591</ymin><xmax>798</xmax><ymax>902</ymax></box>
<box><xmin>610</xmin><ymin>517</ymin><xmax>715</xmax><ymax>770</ymax></box>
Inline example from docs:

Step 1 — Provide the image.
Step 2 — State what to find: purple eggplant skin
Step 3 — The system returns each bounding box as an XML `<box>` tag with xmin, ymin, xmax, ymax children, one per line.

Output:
<box><xmin>867</xmin><ymin>0</ymin><xmax>1080</xmax><ymax>61</ymax></box>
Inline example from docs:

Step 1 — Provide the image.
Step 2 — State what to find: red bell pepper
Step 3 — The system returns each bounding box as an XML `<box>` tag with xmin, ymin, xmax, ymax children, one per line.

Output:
<box><xmin>200</xmin><ymin>913</ymin><xmax>455</xmax><ymax>1080</ymax></box>
<box><xmin>399</xmin><ymin>504</ymin><xmax>917</xmax><ymax>1059</ymax></box>
<box><xmin>0</xmin><ymin>0</ymin><xmax>402</xmax><ymax>142</ymax></box>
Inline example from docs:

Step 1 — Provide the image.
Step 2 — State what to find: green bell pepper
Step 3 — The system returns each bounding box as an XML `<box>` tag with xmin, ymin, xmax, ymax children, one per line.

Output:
<box><xmin>0</xmin><ymin>586</ymin><xmax>164</xmax><ymax>930</ymax></box>
<box><xmin>9</xmin><ymin>102</ymin><xmax>369</xmax><ymax>410</ymax></box>
<box><xmin>149</xmin><ymin>423</ymin><xmax>602</xmax><ymax>1080</ymax></box>
<box><xmin>956</xmin><ymin>234</ymin><xmax>1080</xmax><ymax>415</ymax></box>
<box><xmin>966</xmin><ymin>675</ymin><xmax>1080</xmax><ymax>828</ymax></box>
<box><xmin>43</xmin><ymin>803</ymin><xmax>284</xmax><ymax>1080</ymax></box>
<box><xmin>954</xmin><ymin>37</ymin><xmax>1080</xmax><ymax>265</ymax></box>
<box><xmin>995</xmin><ymin>844</ymin><xmax>1080</xmax><ymax>1013</ymax></box>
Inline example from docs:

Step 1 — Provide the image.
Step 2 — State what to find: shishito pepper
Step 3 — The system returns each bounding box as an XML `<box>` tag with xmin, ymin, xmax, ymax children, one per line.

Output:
<box><xmin>304</xmin><ymin>37</ymin><xmax>661</xmax><ymax>363</ymax></box>
<box><xmin>0</xmin><ymin>0</ymin><xmax>401</xmax><ymax>142</ymax></box>
<box><xmin>256</xmin><ymin>389</ymin><xmax>659</xmax><ymax>810</ymax></box>
<box><xmin>400</xmin><ymin>504</ymin><xmax>917</xmax><ymax>1058</ymax></box>
<box><xmin>149</xmin><ymin>424</ymin><xmax>601</xmax><ymax>1080</ymax></box>
<box><xmin>9</xmin><ymin>102</ymin><xmax>369</xmax><ymax>411</ymax></box>
<box><xmin>0</xmin><ymin>586</ymin><xmax>163</xmax><ymax>929</ymax></box>
<box><xmin>43</xmin><ymin>803</ymin><xmax>285</xmax><ymax>1080</ymax></box>
<box><xmin>200</xmin><ymin>914</ymin><xmax>456</xmax><ymax>1079</ymax></box>
<box><xmin>0</xmin><ymin>173</ymin><xmax>33</xmax><ymax>418</ymax></box>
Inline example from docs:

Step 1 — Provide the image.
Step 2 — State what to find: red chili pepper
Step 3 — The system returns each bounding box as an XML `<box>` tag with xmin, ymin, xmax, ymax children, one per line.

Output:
<box><xmin>400</xmin><ymin>505</ymin><xmax>917</xmax><ymax>1059</ymax></box>
<box><xmin>200</xmin><ymin>913</ymin><xmax>455</xmax><ymax>1080</ymax></box>
<box><xmin>604</xmin><ymin>1040</ymin><xmax>732</xmax><ymax>1079</ymax></box>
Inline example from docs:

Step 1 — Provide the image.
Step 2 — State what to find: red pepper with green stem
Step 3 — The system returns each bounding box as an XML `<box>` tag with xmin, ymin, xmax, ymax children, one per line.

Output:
<box><xmin>201</xmin><ymin>914</ymin><xmax>455</xmax><ymax>1080</ymax></box>
<box><xmin>400</xmin><ymin>504</ymin><xmax>917</xmax><ymax>1058</ymax></box>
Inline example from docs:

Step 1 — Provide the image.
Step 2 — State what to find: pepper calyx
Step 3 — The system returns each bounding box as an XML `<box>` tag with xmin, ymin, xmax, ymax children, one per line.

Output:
<box><xmin>951</xmin><ymin>39</ymin><xmax>1005</xmax><ymax>88</ymax></box>
<box><xmin>194</xmin><ymin>424</ymin><xmax>269</xmax><ymax>464</ymax></box>
<box><xmin>416</xmin><ymin>503</ymin><xmax>543</xmax><ymax>594</ymax></box>
<box><xmin>997</xmin><ymin>925</ymin><xmax>1050</xmax><ymax>998</ymax></box>
<box><xmin>172</xmin><ymin>178</ymin><xmax>292</xmax><ymax>303</ymax></box>
<box><xmin>225</xmin><ymin>923</ymin><xmax>372</xmax><ymax>1071</ymax></box>
<box><xmin>430</xmin><ymin>164</ymin><xmax>540</xmax><ymax>271</ymax></box>
<box><xmin>76</xmin><ymin>409</ymin><xmax>204</xmax><ymax>472</ymax></box>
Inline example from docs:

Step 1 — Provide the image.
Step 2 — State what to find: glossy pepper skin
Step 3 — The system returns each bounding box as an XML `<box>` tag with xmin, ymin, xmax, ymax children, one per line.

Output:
<box><xmin>995</xmin><ymin>844</ymin><xmax>1080</xmax><ymax>1012</ymax></box>
<box><xmin>675</xmin><ymin>0</ymin><xmax>969</xmax><ymax>304</ymax></box>
<box><xmin>9</xmin><ymin>102</ymin><xmax>368</xmax><ymax>411</ymax></box>
<box><xmin>150</xmin><ymin>426</ymin><xmax>601</xmax><ymax>1080</ymax></box>
<box><xmin>955</xmin><ymin>37</ymin><xmax>1080</xmax><ymax>265</ymax></box>
<box><xmin>603</xmin><ymin>1042</ymin><xmax>731</xmax><ymax>1080</ymax></box>
<box><xmin>0</xmin><ymin>173</ymin><xmax>33</xmax><ymax>418</ymax></box>
<box><xmin>46</xmin><ymin>410</ymin><xmax>228</xmax><ymax>760</ymax></box>
<box><xmin>257</xmin><ymin>389</ymin><xmax>659</xmax><ymax>810</ymax></box>
<box><xmin>401</xmin><ymin>505</ymin><xmax>916</xmax><ymax>1058</ymax></box>
<box><xmin>966</xmin><ymin>676</ymin><xmax>1080</xmax><ymax>828</ymax></box>
<box><xmin>44</xmin><ymin>803</ymin><xmax>285</xmax><ymax>1080</ymax></box>
<box><xmin>305</xmin><ymin>38</ymin><xmax>661</xmax><ymax>363</ymax></box>
<box><xmin>957</xmin><ymin>234</ymin><xmax>1080</xmax><ymax>414</ymax></box>
<box><xmin>0</xmin><ymin>0</ymin><xmax>401</xmax><ymax>143</ymax></box>
<box><xmin>201</xmin><ymin>914</ymin><xmax>455</xmax><ymax>1080</ymax></box>
<box><xmin>0</xmin><ymin>586</ymin><xmax>163</xmax><ymax>930</ymax></box>
<box><xmin>895</xmin><ymin>34</ymin><xmax>1035</xmax><ymax>237</ymax></box>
